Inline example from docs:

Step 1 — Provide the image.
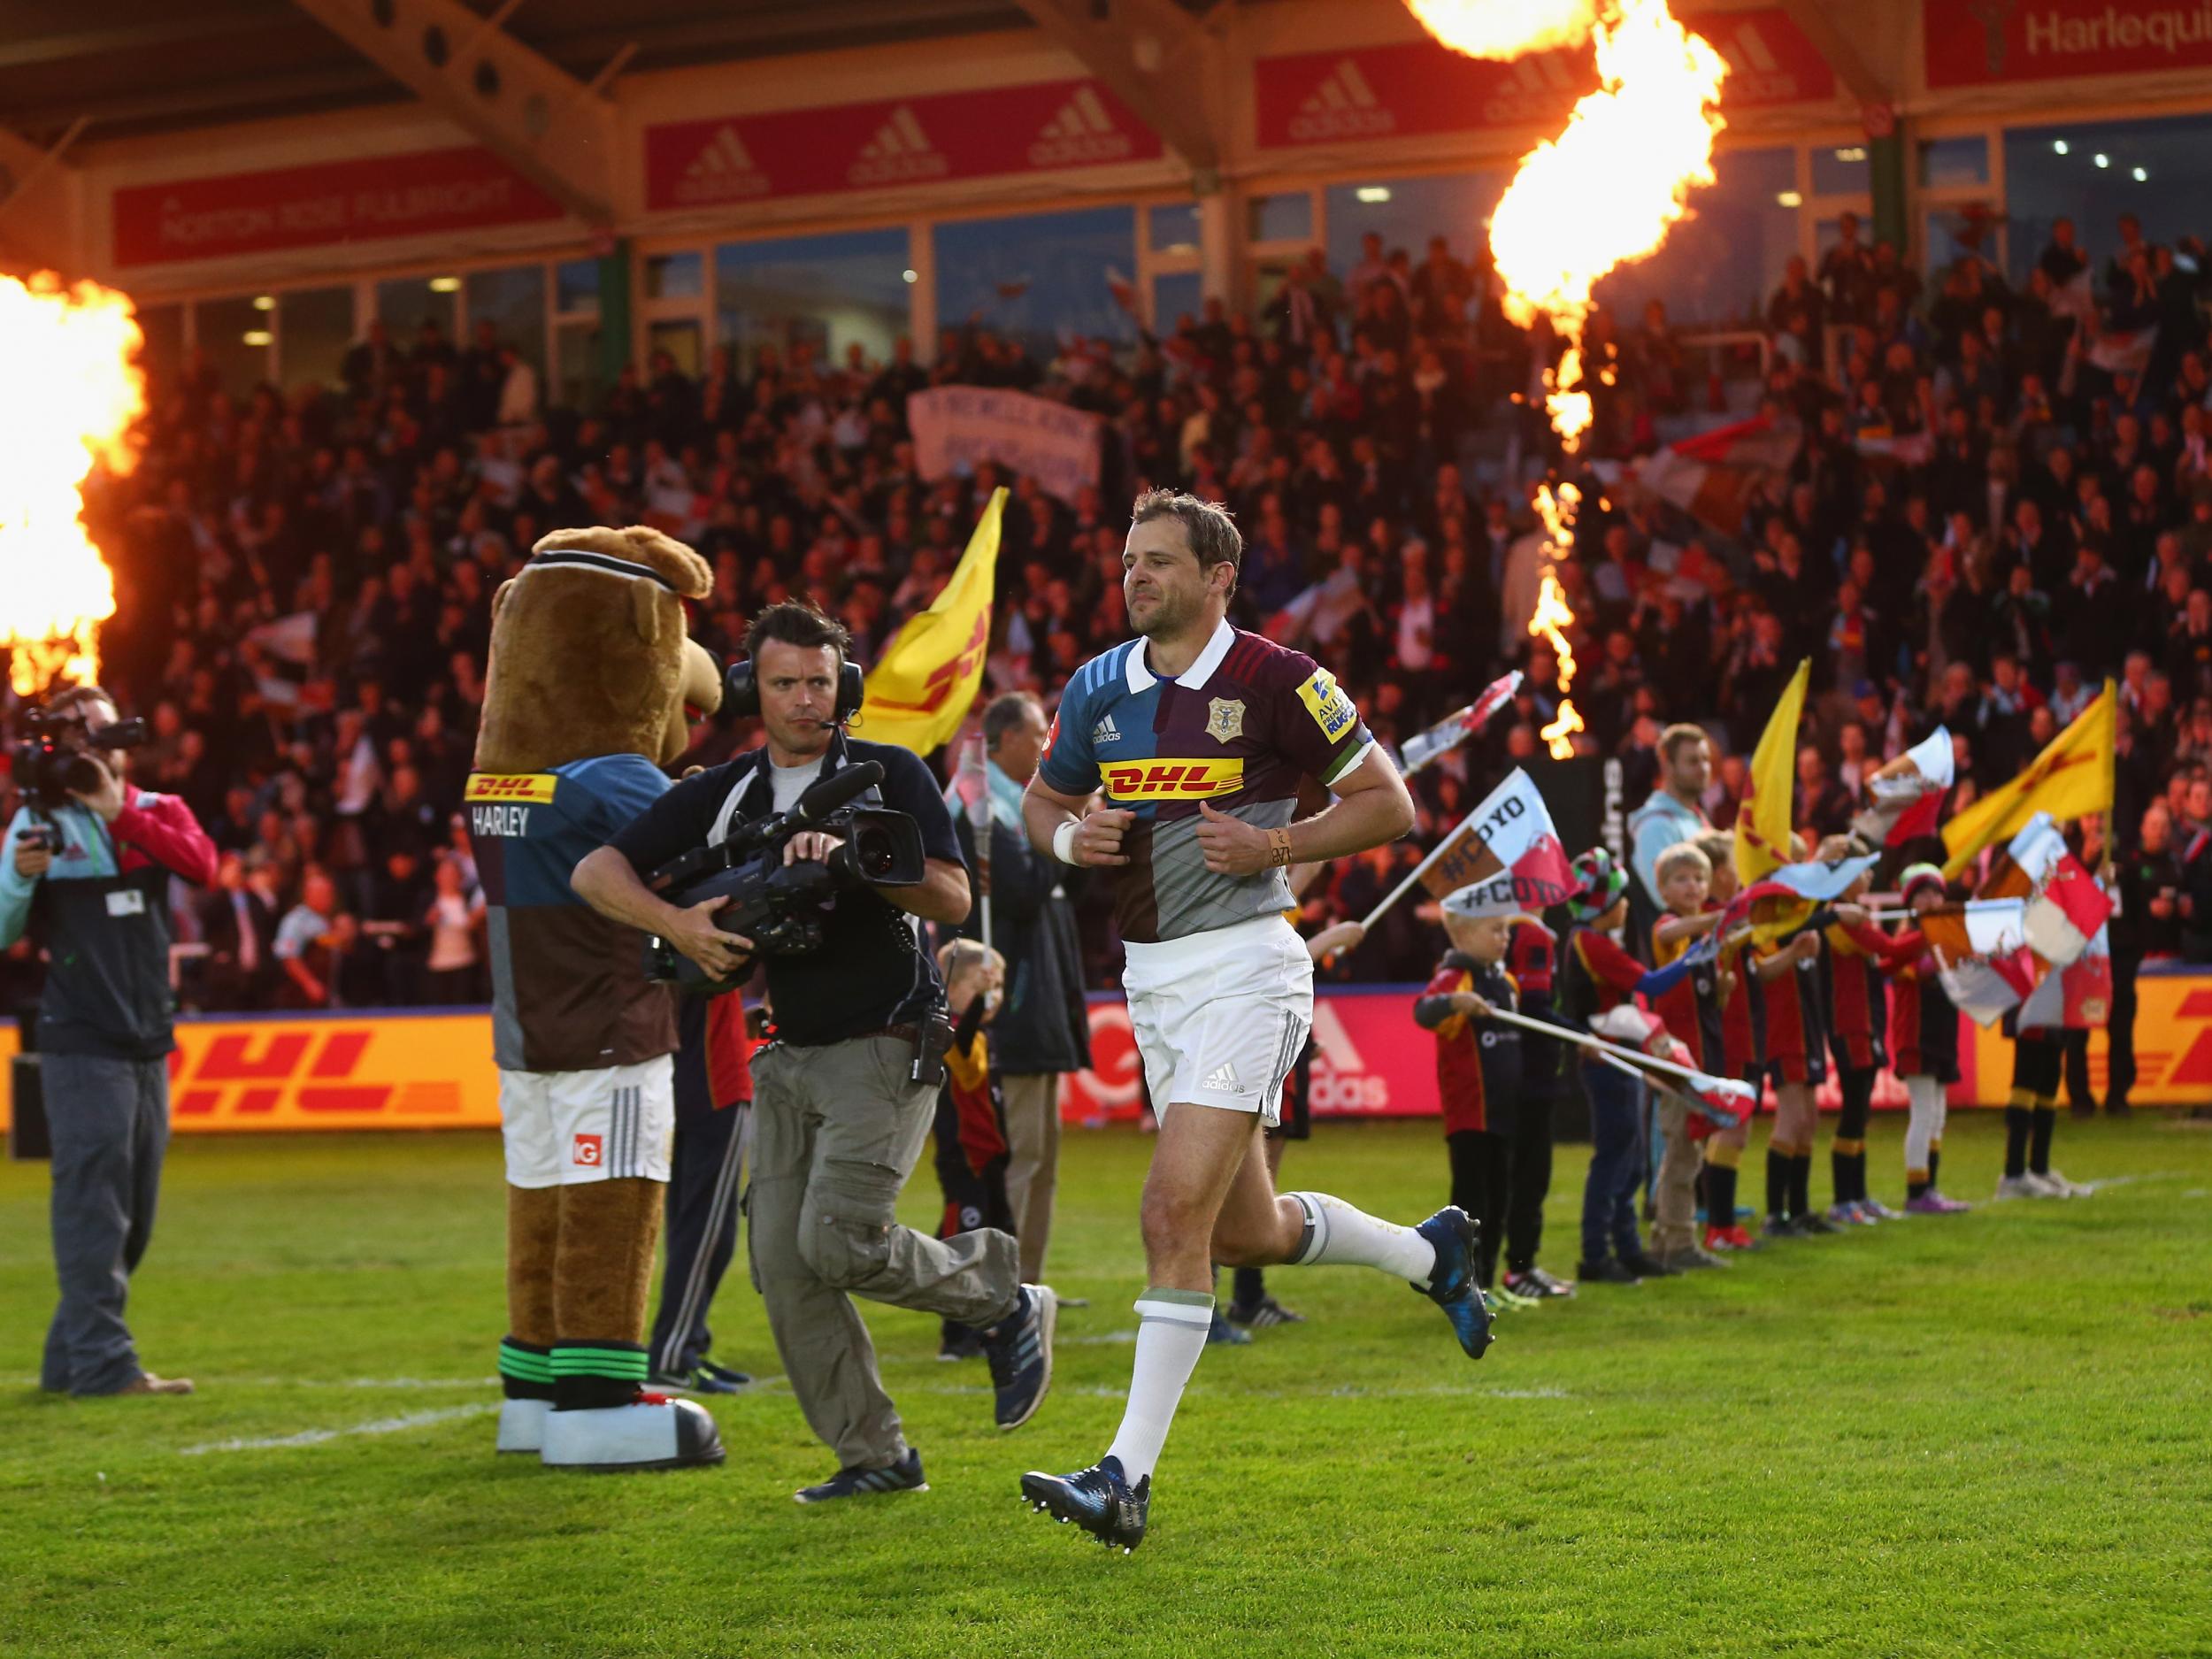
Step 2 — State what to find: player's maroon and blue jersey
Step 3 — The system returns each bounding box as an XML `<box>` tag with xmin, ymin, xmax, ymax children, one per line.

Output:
<box><xmin>1038</xmin><ymin>620</ymin><xmax>1375</xmax><ymax>945</ymax></box>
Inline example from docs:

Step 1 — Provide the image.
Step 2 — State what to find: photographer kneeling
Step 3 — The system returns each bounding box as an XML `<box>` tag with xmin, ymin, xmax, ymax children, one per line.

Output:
<box><xmin>572</xmin><ymin>603</ymin><xmax>1055</xmax><ymax>1502</ymax></box>
<box><xmin>1</xmin><ymin>686</ymin><xmax>219</xmax><ymax>1397</ymax></box>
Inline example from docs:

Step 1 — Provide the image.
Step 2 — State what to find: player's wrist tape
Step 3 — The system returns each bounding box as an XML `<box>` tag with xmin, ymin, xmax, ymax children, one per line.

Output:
<box><xmin>1267</xmin><ymin>827</ymin><xmax>1294</xmax><ymax>868</ymax></box>
<box><xmin>1052</xmin><ymin>818</ymin><xmax>1082</xmax><ymax>865</ymax></box>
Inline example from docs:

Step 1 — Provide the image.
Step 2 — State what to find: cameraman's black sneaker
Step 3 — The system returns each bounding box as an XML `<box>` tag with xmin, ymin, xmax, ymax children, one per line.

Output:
<box><xmin>1413</xmin><ymin>1207</ymin><xmax>1494</xmax><ymax>1361</ymax></box>
<box><xmin>1021</xmin><ymin>1455</ymin><xmax>1150</xmax><ymax>1554</ymax></box>
<box><xmin>983</xmin><ymin>1285</ymin><xmax>1056</xmax><ymax>1431</ymax></box>
<box><xmin>795</xmin><ymin>1448</ymin><xmax>926</xmax><ymax>1503</ymax></box>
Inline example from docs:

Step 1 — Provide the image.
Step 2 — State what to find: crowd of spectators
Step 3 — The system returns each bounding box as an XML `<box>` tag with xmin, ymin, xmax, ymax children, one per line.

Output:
<box><xmin>4</xmin><ymin>202</ymin><xmax>2210</xmax><ymax>1010</ymax></box>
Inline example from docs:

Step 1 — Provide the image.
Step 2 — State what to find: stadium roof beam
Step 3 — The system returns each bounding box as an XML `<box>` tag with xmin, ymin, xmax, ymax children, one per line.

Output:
<box><xmin>1008</xmin><ymin>0</ymin><xmax>1224</xmax><ymax>177</ymax></box>
<box><xmin>286</xmin><ymin>0</ymin><xmax>615</xmax><ymax>228</ymax></box>
<box><xmin>0</xmin><ymin>119</ymin><xmax>82</xmax><ymax>274</ymax></box>
<box><xmin>1774</xmin><ymin>0</ymin><xmax>1891</xmax><ymax>109</ymax></box>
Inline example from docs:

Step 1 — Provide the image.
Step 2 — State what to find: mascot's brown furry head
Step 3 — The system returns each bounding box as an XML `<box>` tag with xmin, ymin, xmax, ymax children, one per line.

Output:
<box><xmin>475</xmin><ymin>526</ymin><xmax>722</xmax><ymax>773</ymax></box>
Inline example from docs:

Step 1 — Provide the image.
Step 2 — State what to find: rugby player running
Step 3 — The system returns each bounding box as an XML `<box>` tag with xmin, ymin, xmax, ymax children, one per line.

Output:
<box><xmin>1018</xmin><ymin>490</ymin><xmax>1493</xmax><ymax>1554</ymax></box>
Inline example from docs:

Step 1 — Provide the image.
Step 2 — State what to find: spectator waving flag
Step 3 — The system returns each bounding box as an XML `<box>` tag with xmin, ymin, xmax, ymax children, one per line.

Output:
<box><xmin>1734</xmin><ymin>657</ymin><xmax>1809</xmax><ymax>885</ymax></box>
<box><xmin>856</xmin><ymin>488</ymin><xmax>1004</xmax><ymax>755</ymax></box>
<box><xmin>1398</xmin><ymin>671</ymin><xmax>1523</xmax><ymax>777</ymax></box>
<box><xmin>1940</xmin><ymin>680</ymin><xmax>2115</xmax><ymax>879</ymax></box>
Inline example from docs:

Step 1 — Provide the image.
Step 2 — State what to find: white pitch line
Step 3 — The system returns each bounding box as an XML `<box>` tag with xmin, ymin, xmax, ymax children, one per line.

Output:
<box><xmin>180</xmin><ymin>1402</ymin><xmax>495</xmax><ymax>1456</ymax></box>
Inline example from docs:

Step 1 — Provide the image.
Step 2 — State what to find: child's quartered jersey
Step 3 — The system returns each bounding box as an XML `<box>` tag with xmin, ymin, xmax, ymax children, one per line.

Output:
<box><xmin>1887</xmin><ymin>932</ymin><xmax>1961</xmax><ymax>1085</ymax></box>
<box><xmin>1651</xmin><ymin>920</ymin><xmax>1727</xmax><ymax>1074</ymax></box>
<box><xmin>1039</xmin><ymin>620</ymin><xmax>1374</xmax><ymax>945</ymax></box>
<box><xmin>1824</xmin><ymin>918</ymin><xmax>1912</xmax><ymax>1071</ymax></box>
<box><xmin>1416</xmin><ymin>952</ymin><xmax>1523</xmax><ymax>1135</ymax></box>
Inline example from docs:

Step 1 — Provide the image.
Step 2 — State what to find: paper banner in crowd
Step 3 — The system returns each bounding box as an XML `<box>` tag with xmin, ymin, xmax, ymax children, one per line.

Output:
<box><xmin>1734</xmin><ymin>657</ymin><xmax>1809</xmax><ymax>885</ymax></box>
<box><xmin>2087</xmin><ymin>326</ymin><xmax>2158</xmax><ymax>378</ymax></box>
<box><xmin>244</xmin><ymin>611</ymin><xmax>328</xmax><ymax>710</ymax></box>
<box><xmin>1717</xmin><ymin>850</ymin><xmax>1879</xmax><ymax>947</ymax></box>
<box><xmin>856</xmin><ymin>487</ymin><xmax>1002</xmax><ymax>755</ymax></box>
<box><xmin>1625</xmin><ymin>413</ymin><xmax>1802</xmax><ymax>539</ymax></box>
<box><xmin>1850</xmin><ymin>725</ymin><xmax>1955</xmax><ymax>849</ymax></box>
<box><xmin>906</xmin><ymin>387</ymin><xmax>1103</xmax><ymax>503</ymax></box>
<box><xmin>1398</xmin><ymin>671</ymin><xmax>1523</xmax><ymax>777</ymax></box>
<box><xmin>1853</xmin><ymin>428</ymin><xmax>1937</xmax><ymax>468</ymax></box>
<box><xmin>1941</xmin><ymin>680</ymin><xmax>2115</xmax><ymax>879</ymax></box>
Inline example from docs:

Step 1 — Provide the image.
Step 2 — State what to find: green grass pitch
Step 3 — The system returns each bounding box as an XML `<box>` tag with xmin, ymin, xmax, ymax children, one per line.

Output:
<box><xmin>4</xmin><ymin>1113</ymin><xmax>2210</xmax><ymax>1658</ymax></box>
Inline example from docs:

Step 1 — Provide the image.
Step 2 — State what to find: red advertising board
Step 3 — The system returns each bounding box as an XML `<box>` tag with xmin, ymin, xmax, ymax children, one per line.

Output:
<box><xmin>1255</xmin><ymin>8</ymin><xmax>1833</xmax><ymax>150</ymax></box>
<box><xmin>112</xmin><ymin>147</ymin><xmax>564</xmax><ymax>268</ymax></box>
<box><xmin>644</xmin><ymin>78</ymin><xmax>1163</xmax><ymax>211</ymax></box>
<box><xmin>1925</xmin><ymin>0</ymin><xmax>2212</xmax><ymax>88</ymax></box>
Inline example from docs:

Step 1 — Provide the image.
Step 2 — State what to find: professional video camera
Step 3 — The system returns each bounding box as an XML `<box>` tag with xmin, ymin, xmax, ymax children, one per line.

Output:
<box><xmin>11</xmin><ymin>703</ymin><xmax>153</xmax><ymax>813</ymax></box>
<box><xmin>641</xmin><ymin>759</ymin><xmax>926</xmax><ymax>995</ymax></box>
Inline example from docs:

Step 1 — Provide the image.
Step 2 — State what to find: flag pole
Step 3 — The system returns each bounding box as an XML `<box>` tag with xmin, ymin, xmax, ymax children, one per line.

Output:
<box><xmin>1483</xmin><ymin>1004</ymin><xmax>1755</xmax><ymax>1098</ymax></box>
<box><xmin>1359</xmin><ymin>833</ymin><xmax>1463</xmax><ymax>932</ymax></box>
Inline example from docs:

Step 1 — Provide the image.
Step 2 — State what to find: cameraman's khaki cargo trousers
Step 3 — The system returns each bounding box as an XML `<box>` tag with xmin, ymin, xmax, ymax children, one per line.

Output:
<box><xmin>748</xmin><ymin>1035</ymin><xmax>1020</xmax><ymax>1470</ymax></box>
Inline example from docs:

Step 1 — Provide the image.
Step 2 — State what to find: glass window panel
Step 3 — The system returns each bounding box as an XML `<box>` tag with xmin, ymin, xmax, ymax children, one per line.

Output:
<box><xmin>1148</xmin><ymin>202</ymin><xmax>1201</xmax><ymax>255</ymax></box>
<box><xmin>1593</xmin><ymin>146</ymin><xmax>1797</xmax><ymax>327</ymax></box>
<box><xmin>555</xmin><ymin>257</ymin><xmax>600</xmax><ymax>317</ymax></box>
<box><xmin>1810</xmin><ymin>143</ymin><xmax>1870</xmax><ymax>196</ymax></box>
<box><xmin>714</xmin><ymin>228</ymin><xmax>910</xmax><ymax>375</ymax></box>
<box><xmin>933</xmin><ymin>206</ymin><xmax>1139</xmax><ymax>361</ymax></box>
<box><xmin>134</xmin><ymin>303</ymin><xmax>184</xmax><ymax>392</ymax></box>
<box><xmin>1916</xmin><ymin>134</ymin><xmax>1989</xmax><ymax>190</ymax></box>
<box><xmin>1152</xmin><ymin>270</ymin><xmax>1203</xmax><ymax>332</ymax></box>
<box><xmin>2001</xmin><ymin>112</ymin><xmax>2212</xmax><ymax>289</ymax></box>
<box><xmin>1248</xmin><ymin>191</ymin><xmax>1314</xmax><ymax>244</ymax></box>
<box><xmin>276</xmin><ymin>287</ymin><xmax>355</xmax><ymax>394</ymax></box>
<box><xmin>644</xmin><ymin>250</ymin><xmax>703</xmax><ymax>301</ymax></box>
<box><xmin>554</xmin><ymin>319</ymin><xmax>603</xmax><ymax>411</ymax></box>
<box><xmin>647</xmin><ymin>319</ymin><xmax>703</xmax><ymax>377</ymax></box>
<box><xmin>197</xmin><ymin>296</ymin><xmax>269</xmax><ymax>396</ymax></box>
<box><xmin>465</xmin><ymin>265</ymin><xmax>546</xmax><ymax>376</ymax></box>
<box><xmin>375</xmin><ymin>277</ymin><xmax>457</xmax><ymax>355</ymax></box>
<box><xmin>1325</xmin><ymin>173</ymin><xmax>1507</xmax><ymax>288</ymax></box>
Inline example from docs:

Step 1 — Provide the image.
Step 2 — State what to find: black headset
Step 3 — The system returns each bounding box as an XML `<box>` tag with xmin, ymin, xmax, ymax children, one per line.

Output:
<box><xmin>724</xmin><ymin>656</ymin><xmax>865</xmax><ymax>724</ymax></box>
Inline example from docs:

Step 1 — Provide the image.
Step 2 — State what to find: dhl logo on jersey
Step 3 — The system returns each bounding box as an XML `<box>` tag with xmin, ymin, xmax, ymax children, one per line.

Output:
<box><xmin>466</xmin><ymin>772</ymin><xmax>559</xmax><ymax>803</ymax></box>
<box><xmin>1102</xmin><ymin>757</ymin><xmax>1245</xmax><ymax>801</ymax></box>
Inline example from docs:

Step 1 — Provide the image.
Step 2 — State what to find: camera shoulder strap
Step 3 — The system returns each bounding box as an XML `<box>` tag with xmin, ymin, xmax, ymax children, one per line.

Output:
<box><xmin>707</xmin><ymin>754</ymin><xmax>773</xmax><ymax>849</ymax></box>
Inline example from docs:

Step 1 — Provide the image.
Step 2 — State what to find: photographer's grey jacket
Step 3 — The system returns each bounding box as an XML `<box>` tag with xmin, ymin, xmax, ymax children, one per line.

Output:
<box><xmin>0</xmin><ymin>789</ymin><xmax>219</xmax><ymax>1059</ymax></box>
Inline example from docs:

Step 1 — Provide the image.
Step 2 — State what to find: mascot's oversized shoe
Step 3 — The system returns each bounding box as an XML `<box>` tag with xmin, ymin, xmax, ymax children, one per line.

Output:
<box><xmin>541</xmin><ymin>1394</ymin><xmax>726</xmax><ymax>1472</ymax></box>
<box><xmin>496</xmin><ymin>1398</ymin><xmax>551</xmax><ymax>1455</ymax></box>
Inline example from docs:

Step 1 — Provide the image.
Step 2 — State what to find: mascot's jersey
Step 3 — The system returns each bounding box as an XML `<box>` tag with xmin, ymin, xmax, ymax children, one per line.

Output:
<box><xmin>1039</xmin><ymin>620</ymin><xmax>1374</xmax><ymax>945</ymax></box>
<box><xmin>466</xmin><ymin>754</ymin><xmax>676</xmax><ymax>1073</ymax></box>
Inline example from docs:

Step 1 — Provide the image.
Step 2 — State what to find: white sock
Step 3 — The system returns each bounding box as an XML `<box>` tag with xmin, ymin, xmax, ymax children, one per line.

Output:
<box><xmin>1285</xmin><ymin>1191</ymin><xmax>1437</xmax><ymax>1288</ymax></box>
<box><xmin>1102</xmin><ymin>1290</ymin><xmax>1212</xmax><ymax>1486</ymax></box>
<box><xmin>1904</xmin><ymin>1074</ymin><xmax>1940</xmax><ymax>1174</ymax></box>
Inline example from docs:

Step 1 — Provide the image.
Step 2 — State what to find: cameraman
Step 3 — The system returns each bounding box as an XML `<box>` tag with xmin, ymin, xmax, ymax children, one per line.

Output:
<box><xmin>572</xmin><ymin>603</ymin><xmax>1054</xmax><ymax>1502</ymax></box>
<box><xmin>1</xmin><ymin>686</ymin><xmax>218</xmax><ymax>1397</ymax></box>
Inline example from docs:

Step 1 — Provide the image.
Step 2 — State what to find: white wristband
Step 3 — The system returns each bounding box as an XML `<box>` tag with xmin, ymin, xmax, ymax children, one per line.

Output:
<box><xmin>1052</xmin><ymin>818</ymin><xmax>1082</xmax><ymax>866</ymax></box>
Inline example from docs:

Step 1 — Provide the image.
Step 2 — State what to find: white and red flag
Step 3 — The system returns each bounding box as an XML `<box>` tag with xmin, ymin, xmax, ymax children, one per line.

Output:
<box><xmin>1399</xmin><ymin>671</ymin><xmax>1523</xmax><ymax>777</ymax></box>
<box><xmin>1850</xmin><ymin>726</ymin><xmax>1954</xmax><ymax>849</ymax></box>
<box><xmin>1420</xmin><ymin>767</ymin><xmax>1577</xmax><ymax>917</ymax></box>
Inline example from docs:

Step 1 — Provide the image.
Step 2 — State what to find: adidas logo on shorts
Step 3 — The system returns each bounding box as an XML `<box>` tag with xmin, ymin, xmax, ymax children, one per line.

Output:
<box><xmin>1202</xmin><ymin>1062</ymin><xmax>1241</xmax><ymax>1093</ymax></box>
<box><xmin>1094</xmin><ymin>712</ymin><xmax>1123</xmax><ymax>746</ymax></box>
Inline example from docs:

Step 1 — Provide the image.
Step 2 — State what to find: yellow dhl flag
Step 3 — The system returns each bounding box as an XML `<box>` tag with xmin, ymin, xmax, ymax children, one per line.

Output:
<box><xmin>1941</xmin><ymin>680</ymin><xmax>2115</xmax><ymax>879</ymax></box>
<box><xmin>855</xmin><ymin>487</ymin><xmax>1003</xmax><ymax>755</ymax></box>
<box><xmin>1734</xmin><ymin>658</ymin><xmax>1809</xmax><ymax>886</ymax></box>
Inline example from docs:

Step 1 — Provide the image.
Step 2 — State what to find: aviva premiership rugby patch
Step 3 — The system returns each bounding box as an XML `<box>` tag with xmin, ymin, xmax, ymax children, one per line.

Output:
<box><xmin>1298</xmin><ymin>667</ymin><xmax>1356</xmax><ymax>743</ymax></box>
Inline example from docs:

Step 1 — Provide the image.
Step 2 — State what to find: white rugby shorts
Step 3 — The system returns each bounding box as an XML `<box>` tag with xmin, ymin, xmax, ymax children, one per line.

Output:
<box><xmin>499</xmin><ymin>1056</ymin><xmax>674</xmax><ymax>1188</ymax></box>
<box><xmin>1123</xmin><ymin>912</ymin><xmax>1313</xmax><ymax>1123</ymax></box>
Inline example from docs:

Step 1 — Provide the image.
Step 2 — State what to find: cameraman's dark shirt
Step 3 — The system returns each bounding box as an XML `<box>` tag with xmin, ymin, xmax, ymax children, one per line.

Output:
<box><xmin>611</xmin><ymin>736</ymin><xmax>963</xmax><ymax>1048</ymax></box>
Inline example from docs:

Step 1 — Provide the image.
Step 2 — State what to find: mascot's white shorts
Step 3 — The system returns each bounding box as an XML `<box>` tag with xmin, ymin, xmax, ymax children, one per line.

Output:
<box><xmin>499</xmin><ymin>1057</ymin><xmax>674</xmax><ymax>1187</ymax></box>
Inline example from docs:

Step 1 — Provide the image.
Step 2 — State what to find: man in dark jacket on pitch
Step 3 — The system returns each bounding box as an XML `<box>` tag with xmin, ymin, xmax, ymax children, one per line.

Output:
<box><xmin>951</xmin><ymin>693</ymin><xmax>1091</xmax><ymax>1285</ymax></box>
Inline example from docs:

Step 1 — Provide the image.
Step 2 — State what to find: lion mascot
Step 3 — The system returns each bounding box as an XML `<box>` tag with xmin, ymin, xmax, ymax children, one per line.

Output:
<box><xmin>466</xmin><ymin>526</ymin><xmax>726</xmax><ymax>1471</ymax></box>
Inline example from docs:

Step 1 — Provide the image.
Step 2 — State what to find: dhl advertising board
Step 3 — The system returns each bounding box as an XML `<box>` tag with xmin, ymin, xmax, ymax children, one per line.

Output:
<box><xmin>4</xmin><ymin>970</ymin><xmax>2208</xmax><ymax>1134</ymax></box>
<box><xmin>0</xmin><ymin>1012</ymin><xmax>503</xmax><ymax>1134</ymax></box>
